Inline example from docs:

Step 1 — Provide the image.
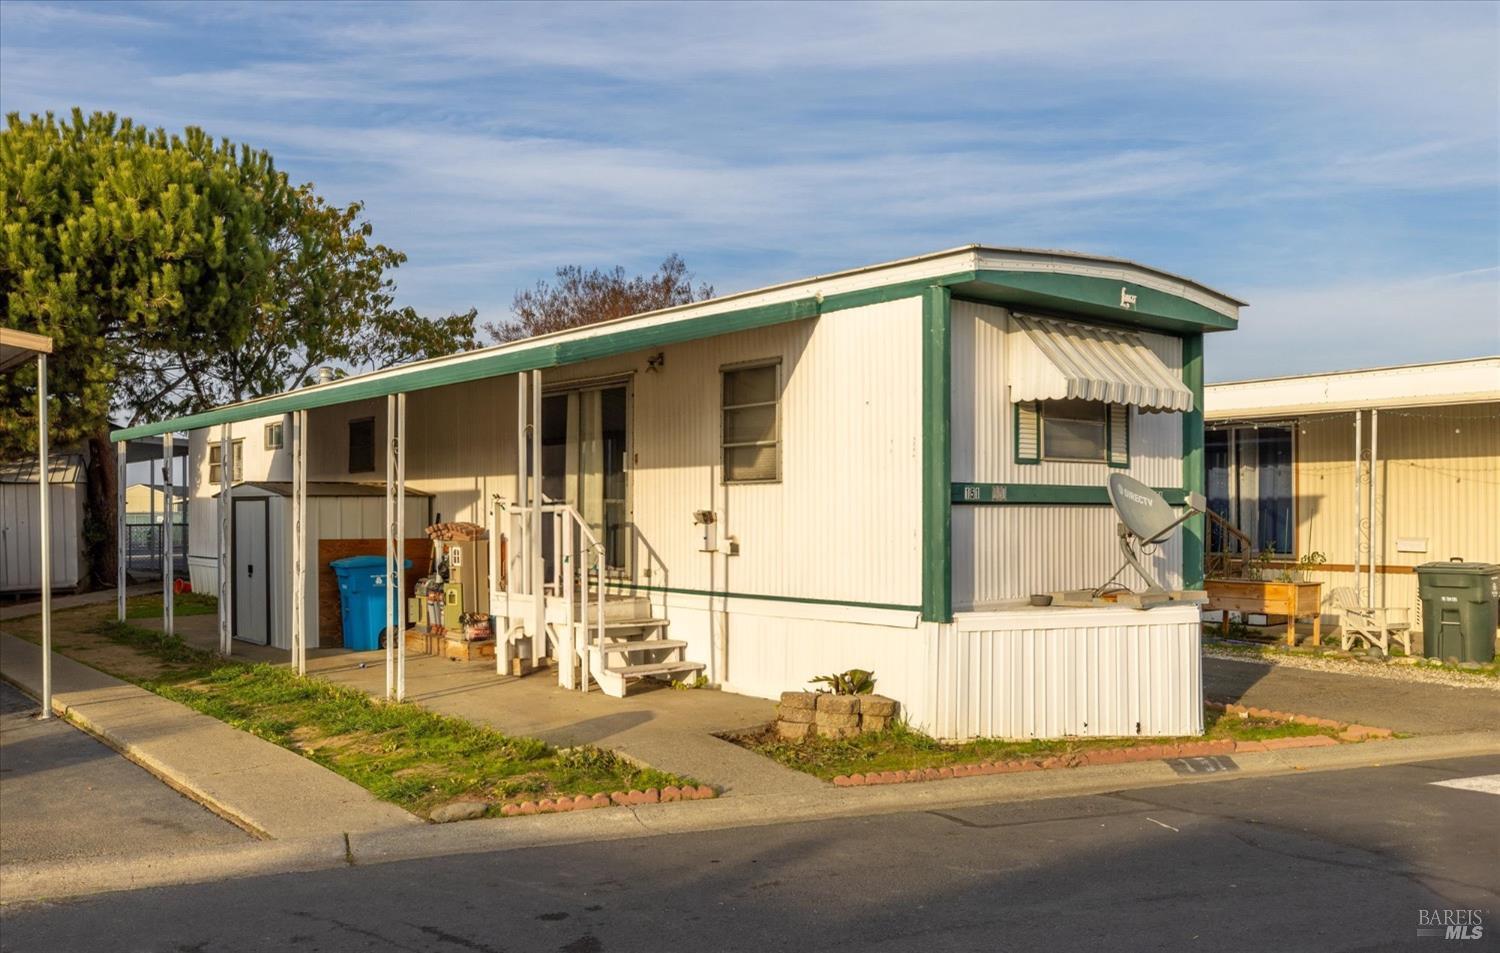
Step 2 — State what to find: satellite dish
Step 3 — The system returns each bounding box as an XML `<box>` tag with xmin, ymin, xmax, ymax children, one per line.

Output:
<box><xmin>1096</xmin><ymin>473</ymin><xmax>1207</xmax><ymax>607</ymax></box>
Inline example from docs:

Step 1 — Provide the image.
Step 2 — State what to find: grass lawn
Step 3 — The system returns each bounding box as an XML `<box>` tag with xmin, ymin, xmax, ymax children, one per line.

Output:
<box><xmin>10</xmin><ymin>600</ymin><xmax>694</xmax><ymax>819</ymax></box>
<box><xmin>728</xmin><ymin>707</ymin><xmax>1339</xmax><ymax>782</ymax></box>
<box><xmin>125</xmin><ymin>591</ymin><xmax>220</xmax><ymax>619</ymax></box>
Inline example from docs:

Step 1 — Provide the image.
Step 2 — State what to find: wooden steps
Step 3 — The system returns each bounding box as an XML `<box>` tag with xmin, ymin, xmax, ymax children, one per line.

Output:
<box><xmin>608</xmin><ymin>660</ymin><xmax>705</xmax><ymax>679</ymax></box>
<box><xmin>598</xmin><ymin>638</ymin><xmax>689</xmax><ymax>655</ymax></box>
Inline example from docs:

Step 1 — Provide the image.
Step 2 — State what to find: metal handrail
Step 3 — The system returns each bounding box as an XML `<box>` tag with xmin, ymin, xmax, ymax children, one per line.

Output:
<box><xmin>499</xmin><ymin>497</ymin><xmax>607</xmax><ymax>692</ymax></box>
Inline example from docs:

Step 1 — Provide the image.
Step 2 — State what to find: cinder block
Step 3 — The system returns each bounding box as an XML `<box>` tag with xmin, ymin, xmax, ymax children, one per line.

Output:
<box><xmin>814</xmin><ymin>710</ymin><xmax>860</xmax><ymax>729</ymax></box>
<box><xmin>817</xmin><ymin>694</ymin><xmax>861</xmax><ymax>715</ymax></box>
<box><xmin>776</xmin><ymin>720</ymin><xmax>816</xmax><ymax>741</ymax></box>
<box><xmin>860</xmin><ymin>695</ymin><xmax>899</xmax><ymax>718</ymax></box>
<box><xmin>815</xmin><ymin>723</ymin><xmax>859</xmax><ymax>740</ymax></box>
<box><xmin>778</xmin><ymin>706</ymin><xmax>816</xmax><ymax>724</ymax></box>
<box><xmin>779</xmin><ymin>691</ymin><xmax>818</xmax><ymax>710</ymax></box>
<box><xmin>860</xmin><ymin>714</ymin><xmax>891</xmax><ymax>733</ymax></box>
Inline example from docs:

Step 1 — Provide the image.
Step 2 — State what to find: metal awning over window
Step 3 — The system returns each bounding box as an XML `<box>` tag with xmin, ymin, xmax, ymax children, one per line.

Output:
<box><xmin>1007</xmin><ymin>312</ymin><xmax>1194</xmax><ymax>413</ymax></box>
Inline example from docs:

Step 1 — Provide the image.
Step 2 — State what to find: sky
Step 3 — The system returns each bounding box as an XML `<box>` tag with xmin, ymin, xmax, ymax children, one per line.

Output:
<box><xmin>1</xmin><ymin>0</ymin><xmax>1497</xmax><ymax>382</ymax></box>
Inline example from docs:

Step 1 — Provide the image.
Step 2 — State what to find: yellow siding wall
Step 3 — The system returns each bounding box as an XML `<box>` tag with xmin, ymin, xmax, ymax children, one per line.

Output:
<box><xmin>1294</xmin><ymin>402</ymin><xmax>1499</xmax><ymax>616</ymax></box>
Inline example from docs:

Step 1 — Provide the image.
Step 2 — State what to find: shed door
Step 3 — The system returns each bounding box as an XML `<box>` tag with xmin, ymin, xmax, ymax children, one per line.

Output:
<box><xmin>233</xmin><ymin>498</ymin><xmax>270</xmax><ymax>645</ymax></box>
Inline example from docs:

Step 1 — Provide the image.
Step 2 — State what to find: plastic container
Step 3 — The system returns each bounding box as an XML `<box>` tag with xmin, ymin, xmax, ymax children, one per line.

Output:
<box><xmin>330</xmin><ymin>555</ymin><xmax>413</xmax><ymax>651</ymax></box>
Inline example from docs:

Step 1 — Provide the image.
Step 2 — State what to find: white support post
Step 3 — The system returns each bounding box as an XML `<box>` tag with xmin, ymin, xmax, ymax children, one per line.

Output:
<box><xmin>559</xmin><ymin>510</ymin><xmax>574</xmax><ymax>690</ymax></box>
<box><xmin>38</xmin><ymin>353</ymin><xmax>52</xmax><ymax>719</ymax></box>
<box><xmin>396</xmin><ymin>392</ymin><xmax>407</xmax><ymax>702</ymax></box>
<box><xmin>496</xmin><ymin>495</ymin><xmax>508</xmax><ymax>676</ymax></box>
<box><xmin>516</xmin><ymin>374</ymin><xmax>527</xmax><ymax>596</ymax></box>
<box><xmin>162</xmin><ymin>432</ymin><xmax>174</xmax><ymax>639</ymax></box>
<box><xmin>1369</xmin><ymin>408</ymin><xmax>1379</xmax><ymax>609</ymax></box>
<box><xmin>1352</xmin><ymin>410</ymin><xmax>1362</xmax><ymax>603</ymax></box>
<box><xmin>385</xmin><ymin>394</ymin><xmax>396</xmax><ymax>701</ymax></box>
<box><xmin>218</xmin><ymin>426</ymin><xmax>232</xmax><ymax>655</ymax></box>
<box><xmin>291</xmin><ymin>411</ymin><xmax>307</xmax><ymax>676</ymax></box>
<box><xmin>116</xmin><ymin>440</ymin><xmax>126</xmax><ymax>622</ymax></box>
<box><xmin>530</xmin><ymin>370</ymin><xmax>544</xmax><ymax>665</ymax></box>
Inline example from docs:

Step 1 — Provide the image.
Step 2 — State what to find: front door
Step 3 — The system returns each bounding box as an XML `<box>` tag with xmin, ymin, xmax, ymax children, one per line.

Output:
<box><xmin>540</xmin><ymin>383</ymin><xmax>631</xmax><ymax>578</ymax></box>
<box><xmin>233</xmin><ymin>498</ymin><xmax>270</xmax><ymax>645</ymax></box>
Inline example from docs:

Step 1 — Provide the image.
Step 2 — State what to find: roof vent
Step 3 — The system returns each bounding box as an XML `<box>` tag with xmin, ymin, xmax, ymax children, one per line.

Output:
<box><xmin>316</xmin><ymin>367</ymin><xmax>336</xmax><ymax>385</ymax></box>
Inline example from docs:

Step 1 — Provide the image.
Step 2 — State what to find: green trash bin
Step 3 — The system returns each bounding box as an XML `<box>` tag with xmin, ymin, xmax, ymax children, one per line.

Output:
<box><xmin>1415</xmin><ymin>560</ymin><xmax>1500</xmax><ymax>663</ymax></box>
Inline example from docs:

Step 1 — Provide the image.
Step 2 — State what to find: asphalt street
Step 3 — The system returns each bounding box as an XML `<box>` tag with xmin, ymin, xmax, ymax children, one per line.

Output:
<box><xmin>3</xmin><ymin>754</ymin><xmax>1496</xmax><ymax>953</ymax></box>
<box><xmin>0</xmin><ymin>682</ymin><xmax>246</xmax><ymax>866</ymax></box>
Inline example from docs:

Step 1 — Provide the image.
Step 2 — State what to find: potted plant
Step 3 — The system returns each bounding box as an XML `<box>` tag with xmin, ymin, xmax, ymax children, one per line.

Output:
<box><xmin>1205</xmin><ymin>548</ymin><xmax>1328</xmax><ymax>646</ymax></box>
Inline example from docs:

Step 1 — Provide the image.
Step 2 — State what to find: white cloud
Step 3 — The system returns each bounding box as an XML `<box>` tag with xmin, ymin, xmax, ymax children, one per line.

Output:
<box><xmin>1209</xmin><ymin>269</ymin><xmax>1500</xmax><ymax>381</ymax></box>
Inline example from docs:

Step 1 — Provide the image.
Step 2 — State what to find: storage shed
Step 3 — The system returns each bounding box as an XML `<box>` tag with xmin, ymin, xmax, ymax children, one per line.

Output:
<box><xmin>0</xmin><ymin>454</ymin><xmax>86</xmax><ymax>593</ymax></box>
<box><xmin>216</xmin><ymin>482</ymin><xmax>431</xmax><ymax>649</ymax></box>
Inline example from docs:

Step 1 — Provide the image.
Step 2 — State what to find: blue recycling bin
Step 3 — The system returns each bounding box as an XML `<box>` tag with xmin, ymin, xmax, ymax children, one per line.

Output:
<box><xmin>330</xmin><ymin>555</ymin><xmax>413</xmax><ymax>651</ymax></box>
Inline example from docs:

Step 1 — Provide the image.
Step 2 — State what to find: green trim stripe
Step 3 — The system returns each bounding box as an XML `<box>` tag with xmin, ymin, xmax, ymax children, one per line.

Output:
<box><xmin>921</xmin><ymin>285</ymin><xmax>953</xmax><ymax>624</ymax></box>
<box><xmin>951</xmin><ymin>483</ymin><xmax>1189</xmax><ymax>506</ymax></box>
<box><xmin>608</xmin><ymin>582</ymin><xmax>919</xmax><ymax>614</ymax></box>
<box><xmin>1180</xmin><ymin>333</ymin><xmax>1206</xmax><ymax>588</ymax></box>
<box><xmin>970</xmin><ymin>270</ymin><xmax>1237</xmax><ymax>332</ymax></box>
<box><xmin>111</xmin><ymin>265</ymin><xmax>1234</xmax><ymax>442</ymax></box>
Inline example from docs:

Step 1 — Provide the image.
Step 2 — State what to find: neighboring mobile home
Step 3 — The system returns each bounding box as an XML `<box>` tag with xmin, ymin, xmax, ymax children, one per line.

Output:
<box><xmin>129</xmin><ymin>246</ymin><xmax>1243</xmax><ymax>739</ymax></box>
<box><xmin>1204</xmin><ymin>357</ymin><xmax>1500</xmax><ymax>643</ymax></box>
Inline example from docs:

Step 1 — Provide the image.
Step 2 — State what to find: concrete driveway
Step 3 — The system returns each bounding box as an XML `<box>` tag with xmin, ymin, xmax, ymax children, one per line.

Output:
<box><xmin>0</xmin><ymin>682</ymin><xmax>247</xmax><ymax>867</ymax></box>
<box><xmin>1203</xmin><ymin>656</ymin><xmax>1500</xmax><ymax>735</ymax></box>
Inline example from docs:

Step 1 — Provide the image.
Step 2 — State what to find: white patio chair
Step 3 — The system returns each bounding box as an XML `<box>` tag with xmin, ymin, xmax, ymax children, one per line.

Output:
<box><xmin>1331</xmin><ymin>586</ymin><xmax>1412</xmax><ymax>656</ymax></box>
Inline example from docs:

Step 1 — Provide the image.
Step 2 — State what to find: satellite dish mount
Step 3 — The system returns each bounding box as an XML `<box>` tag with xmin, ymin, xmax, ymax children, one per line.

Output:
<box><xmin>1052</xmin><ymin>474</ymin><xmax>1208</xmax><ymax>610</ymax></box>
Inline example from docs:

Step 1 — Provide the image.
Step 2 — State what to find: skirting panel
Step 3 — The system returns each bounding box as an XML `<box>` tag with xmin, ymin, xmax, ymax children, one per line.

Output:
<box><xmin>928</xmin><ymin>605</ymin><xmax>1202</xmax><ymax>741</ymax></box>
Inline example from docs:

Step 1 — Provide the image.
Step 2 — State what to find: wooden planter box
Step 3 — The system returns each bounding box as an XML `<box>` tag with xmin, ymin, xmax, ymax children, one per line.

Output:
<box><xmin>1206</xmin><ymin>579</ymin><xmax>1323</xmax><ymax>646</ymax></box>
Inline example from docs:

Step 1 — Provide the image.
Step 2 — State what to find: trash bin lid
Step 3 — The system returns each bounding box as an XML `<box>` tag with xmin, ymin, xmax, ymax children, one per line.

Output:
<box><xmin>330</xmin><ymin>555</ymin><xmax>414</xmax><ymax>573</ymax></box>
<box><xmin>1415</xmin><ymin>561</ymin><xmax>1500</xmax><ymax>575</ymax></box>
<box><xmin>331</xmin><ymin>555</ymin><xmax>390</xmax><ymax>572</ymax></box>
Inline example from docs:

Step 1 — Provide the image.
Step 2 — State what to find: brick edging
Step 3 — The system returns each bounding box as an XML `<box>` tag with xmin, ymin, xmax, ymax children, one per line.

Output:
<box><xmin>498</xmin><ymin>785</ymin><xmax>718</xmax><ymax>817</ymax></box>
<box><xmin>829</xmin><ymin>701</ymin><xmax>1395</xmax><ymax>788</ymax></box>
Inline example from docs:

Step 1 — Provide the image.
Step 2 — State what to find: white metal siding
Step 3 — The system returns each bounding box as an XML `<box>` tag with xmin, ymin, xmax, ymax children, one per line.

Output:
<box><xmin>0</xmin><ymin>483</ymin><xmax>84</xmax><ymax>591</ymax></box>
<box><xmin>954</xmin><ymin>505</ymin><xmax>1183</xmax><ymax>609</ymax></box>
<box><xmin>951</xmin><ymin>299</ymin><xmax>1183</xmax><ymax>487</ymax></box>
<box><xmin>405</xmin><ymin>297</ymin><xmax>925</xmax><ymax>608</ymax></box>
<box><xmin>930</xmin><ymin>606</ymin><xmax>1202</xmax><ymax>741</ymax></box>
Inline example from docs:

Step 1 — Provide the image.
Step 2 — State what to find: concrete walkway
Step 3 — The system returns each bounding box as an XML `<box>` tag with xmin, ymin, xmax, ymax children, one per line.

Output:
<box><xmin>0</xmin><ymin>584</ymin><xmax>155</xmax><ymax>622</ymax></box>
<box><xmin>309</xmin><ymin>650</ymin><xmax>823</xmax><ymax>797</ymax></box>
<box><xmin>152</xmin><ymin>613</ymin><xmax>822</xmax><ymax>797</ymax></box>
<box><xmin>0</xmin><ymin>634</ymin><xmax>419</xmax><ymax>840</ymax></box>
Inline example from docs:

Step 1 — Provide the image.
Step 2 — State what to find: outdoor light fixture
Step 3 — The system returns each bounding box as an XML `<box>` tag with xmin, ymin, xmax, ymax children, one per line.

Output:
<box><xmin>646</xmin><ymin>352</ymin><xmax>665</xmax><ymax>373</ymax></box>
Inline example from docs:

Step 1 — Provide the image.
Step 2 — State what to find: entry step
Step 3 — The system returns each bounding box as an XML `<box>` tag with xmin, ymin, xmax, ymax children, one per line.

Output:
<box><xmin>598</xmin><ymin>638</ymin><xmax>689</xmax><ymax>654</ymax></box>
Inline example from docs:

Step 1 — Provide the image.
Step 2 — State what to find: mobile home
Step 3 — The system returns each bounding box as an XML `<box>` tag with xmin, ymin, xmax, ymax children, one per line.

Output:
<box><xmin>1205</xmin><ymin>357</ymin><xmax>1500</xmax><ymax>644</ymax></box>
<box><xmin>128</xmin><ymin>246</ymin><xmax>1243</xmax><ymax>739</ymax></box>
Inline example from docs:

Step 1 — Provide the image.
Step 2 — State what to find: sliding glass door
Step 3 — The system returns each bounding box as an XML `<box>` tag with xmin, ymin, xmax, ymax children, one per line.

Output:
<box><xmin>540</xmin><ymin>382</ymin><xmax>631</xmax><ymax>578</ymax></box>
<box><xmin>1206</xmin><ymin>425</ymin><xmax>1294</xmax><ymax>555</ymax></box>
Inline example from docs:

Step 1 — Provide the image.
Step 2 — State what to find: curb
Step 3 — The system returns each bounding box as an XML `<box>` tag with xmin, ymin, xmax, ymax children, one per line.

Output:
<box><xmin>5</xmin><ymin>729</ymin><xmax>1497</xmax><ymax>906</ymax></box>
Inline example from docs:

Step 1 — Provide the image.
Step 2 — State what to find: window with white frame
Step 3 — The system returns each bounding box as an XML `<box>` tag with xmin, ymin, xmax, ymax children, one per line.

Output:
<box><xmin>1015</xmin><ymin>400</ymin><xmax>1129</xmax><ymax>466</ymax></box>
<box><xmin>721</xmin><ymin>361</ymin><xmax>780</xmax><ymax>483</ymax></box>
<box><xmin>264</xmin><ymin>421</ymin><xmax>284</xmax><ymax>450</ymax></box>
<box><xmin>208</xmin><ymin>439</ymin><xmax>244</xmax><ymax>484</ymax></box>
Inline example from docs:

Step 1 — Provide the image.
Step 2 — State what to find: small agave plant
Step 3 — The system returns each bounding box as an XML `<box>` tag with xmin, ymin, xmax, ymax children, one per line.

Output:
<box><xmin>809</xmin><ymin>668</ymin><xmax>876</xmax><ymax>695</ymax></box>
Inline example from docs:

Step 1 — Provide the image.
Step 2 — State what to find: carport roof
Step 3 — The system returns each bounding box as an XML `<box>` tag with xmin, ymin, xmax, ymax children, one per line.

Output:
<box><xmin>112</xmin><ymin>244</ymin><xmax>1246</xmax><ymax>442</ymax></box>
<box><xmin>212</xmin><ymin>481</ymin><xmax>434</xmax><ymax>499</ymax></box>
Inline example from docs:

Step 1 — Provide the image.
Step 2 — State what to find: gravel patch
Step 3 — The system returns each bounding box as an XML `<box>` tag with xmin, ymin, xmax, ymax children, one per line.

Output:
<box><xmin>1203</xmin><ymin>644</ymin><xmax>1500</xmax><ymax>691</ymax></box>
